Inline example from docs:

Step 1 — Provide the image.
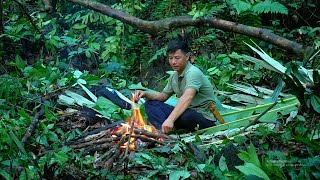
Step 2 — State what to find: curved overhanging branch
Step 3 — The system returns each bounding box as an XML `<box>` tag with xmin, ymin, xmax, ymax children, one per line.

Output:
<box><xmin>68</xmin><ymin>0</ymin><xmax>308</xmax><ymax>56</ymax></box>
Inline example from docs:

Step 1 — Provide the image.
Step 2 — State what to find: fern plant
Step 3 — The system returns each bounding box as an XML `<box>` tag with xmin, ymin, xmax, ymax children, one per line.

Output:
<box><xmin>229</xmin><ymin>0</ymin><xmax>288</xmax><ymax>15</ymax></box>
<box><xmin>252</xmin><ymin>0</ymin><xmax>288</xmax><ymax>15</ymax></box>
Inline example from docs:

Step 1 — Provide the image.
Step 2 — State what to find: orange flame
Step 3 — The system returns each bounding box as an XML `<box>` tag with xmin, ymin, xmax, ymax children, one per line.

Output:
<box><xmin>116</xmin><ymin>94</ymin><xmax>157</xmax><ymax>150</ymax></box>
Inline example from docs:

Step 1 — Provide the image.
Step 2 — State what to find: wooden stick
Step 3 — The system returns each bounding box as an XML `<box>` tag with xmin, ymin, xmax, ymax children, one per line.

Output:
<box><xmin>69</xmin><ymin>121</ymin><xmax>123</xmax><ymax>142</ymax></box>
<box><xmin>131</xmin><ymin>135</ymin><xmax>166</xmax><ymax>145</ymax></box>
<box><xmin>104</xmin><ymin>136</ymin><xmax>127</xmax><ymax>169</ymax></box>
<box><xmin>104</xmin><ymin>148</ymin><xmax>120</xmax><ymax>170</ymax></box>
<box><xmin>70</xmin><ymin>136</ymin><xmax>121</xmax><ymax>149</ymax></box>
<box><xmin>83</xmin><ymin>143</ymin><xmax>114</xmax><ymax>155</ymax></box>
<box><xmin>21</xmin><ymin>105</ymin><xmax>45</xmax><ymax>145</ymax></box>
<box><xmin>134</xmin><ymin>128</ymin><xmax>172</xmax><ymax>140</ymax></box>
<box><xmin>125</xmin><ymin>120</ymin><xmax>135</xmax><ymax>156</ymax></box>
<box><xmin>124</xmin><ymin>120</ymin><xmax>135</xmax><ymax>173</ymax></box>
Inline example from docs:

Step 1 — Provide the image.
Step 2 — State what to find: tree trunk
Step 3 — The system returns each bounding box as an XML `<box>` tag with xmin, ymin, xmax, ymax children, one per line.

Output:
<box><xmin>68</xmin><ymin>0</ymin><xmax>309</xmax><ymax>57</ymax></box>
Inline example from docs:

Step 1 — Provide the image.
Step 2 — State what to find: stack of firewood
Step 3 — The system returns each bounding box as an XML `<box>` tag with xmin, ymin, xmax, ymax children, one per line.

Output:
<box><xmin>65</xmin><ymin>122</ymin><xmax>173</xmax><ymax>171</ymax></box>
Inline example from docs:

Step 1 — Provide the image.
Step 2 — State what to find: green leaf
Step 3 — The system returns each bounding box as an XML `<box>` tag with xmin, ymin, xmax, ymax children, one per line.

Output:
<box><xmin>231</xmin><ymin>0</ymin><xmax>252</xmax><ymax>14</ymax></box>
<box><xmin>65</xmin><ymin>90</ymin><xmax>95</xmax><ymax>106</ymax></box>
<box><xmin>259</xmin><ymin>111</ymin><xmax>278</xmax><ymax>123</ymax></box>
<box><xmin>252</xmin><ymin>0</ymin><xmax>288</xmax><ymax>15</ymax></box>
<box><xmin>57</xmin><ymin>94</ymin><xmax>76</xmax><ymax>106</ymax></box>
<box><xmin>242</xmin><ymin>55</ymin><xmax>281</xmax><ymax>73</ymax></box>
<box><xmin>236</xmin><ymin>163</ymin><xmax>270</xmax><ymax>180</ymax></box>
<box><xmin>0</xmin><ymin>169</ymin><xmax>13</xmax><ymax>180</ymax></box>
<box><xmin>73</xmin><ymin>70</ymin><xmax>83</xmax><ymax>79</ymax></box>
<box><xmin>14</xmin><ymin>54</ymin><xmax>26</xmax><ymax>69</ymax></box>
<box><xmin>54</xmin><ymin>151</ymin><xmax>69</xmax><ymax>164</ymax></box>
<box><xmin>245</xmin><ymin>42</ymin><xmax>286</xmax><ymax>74</ymax></box>
<box><xmin>72</xmin><ymin>23</ymin><xmax>87</xmax><ymax>29</ymax></box>
<box><xmin>169</xmin><ymin>170</ymin><xmax>190</xmax><ymax>180</ymax></box>
<box><xmin>85</xmin><ymin>50</ymin><xmax>91</xmax><ymax>58</ymax></box>
<box><xmin>248</xmin><ymin>144</ymin><xmax>260</xmax><ymax>167</ymax></box>
<box><xmin>148</xmin><ymin>47</ymin><xmax>167</xmax><ymax>64</ymax></box>
<box><xmin>78</xmin><ymin>83</ymin><xmax>97</xmax><ymax>102</ymax></box>
<box><xmin>218</xmin><ymin>156</ymin><xmax>228</xmax><ymax>172</ymax></box>
<box><xmin>311</xmin><ymin>95</ymin><xmax>320</xmax><ymax>113</ymax></box>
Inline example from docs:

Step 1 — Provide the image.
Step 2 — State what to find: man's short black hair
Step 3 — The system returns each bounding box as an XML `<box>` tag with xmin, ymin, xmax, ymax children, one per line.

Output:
<box><xmin>167</xmin><ymin>39</ymin><xmax>190</xmax><ymax>55</ymax></box>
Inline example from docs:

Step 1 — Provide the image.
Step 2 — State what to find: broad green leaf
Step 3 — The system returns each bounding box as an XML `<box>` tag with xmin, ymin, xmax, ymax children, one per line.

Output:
<box><xmin>245</xmin><ymin>42</ymin><xmax>286</xmax><ymax>74</ymax></box>
<box><xmin>218</xmin><ymin>156</ymin><xmax>228</xmax><ymax>171</ymax></box>
<box><xmin>196</xmin><ymin>164</ymin><xmax>206</xmax><ymax>172</ymax></box>
<box><xmin>54</xmin><ymin>151</ymin><xmax>69</xmax><ymax>164</ymax></box>
<box><xmin>72</xmin><ymin>23</ymin><xmax>87</xmax><ymax>29</ymax></box>
<box><xmin>285</xmin><ymin>110</ymin><xmax>298</xmax><ymax>125</ymax></box>
<box><xmin>78</xmin><ymin>83</ymin><xmax>97</xmax><ymax>102</ymax></box>
<box><xmin>14</xmin><ymin>54</ymin><xmax>26</xmax><ymax>69</ymax></box>
<box><xmin>242</xmin><ymin>55</ymin><xmax>281</xmax><ymax>73</ymax></box>
<box><xmin>57</xmin><ymin>94</ymin><xmax>76</xmax><ymax>106</ymax></box>
<box><xmin>73</xmin><ymin>70</ymin><xmax>83</xmax><ymax>79</ymax></box>
<box><xmin>311</xmin><ymin>95</ymin><xmax>320</xmax><ymax>113</ymax></box>
<box><xmin>271</xmin><ymin>79</ymin><xmax>285</xmax><ymax>101</ymax></box>
<box><xmin>9</xmin><ymin>130</ymin><xmax>28</xmax><ymax>156</ymax></box>
<box><xmin>65</xmin><ymin>90</ymin><xmax>95</xmax><ymax>106</ymax></box>
<box><xmin>85</xmin><ymin>50</ymin><xmax>91</xmax><ymax>58</ymax></box>
<box><xmin>259</xmin><ymin>112</ymin><xmax>278</xmax><ymax>123</ymax></box>
<box><xmin>169</xmin><ymin>170</ymin><xmax>190</xmax><ymax>180</ymax></box>
<box><xmin>77</xmin><ymin>78</ymin><xmax>87</xmax><ymax>85</ymax></box>
<box><xmin>93</xmin><ymin>97</ymin><xmax>130</xmax><ymax>120</ymax></box>
<box><xmin>153</xmin><ymin>147</ymin><xmax>171</xmax><ymax>153</ymax></box>
<box><xmin>0</xmin><ymin>169</ymin><xmax>13</xmax><ymax>180</ymax></box>
<box><xmin>138</xmin><ymin>152</ymin><xmax>152</xmax><ymax>160</ymax></box>
<box><xmin>248</xmin><ymin>144</ymin><xmax>260</xmax><ymax>167</ymax></box>
<box><xmin>57</xmin><ymin>78</ymin><xmax>68</xmax><ymax>86</ymax></box>
<box><xmin>236</xmin><ymin>163</ymin><xmax>270</xmax><ymax>180</ymax></box>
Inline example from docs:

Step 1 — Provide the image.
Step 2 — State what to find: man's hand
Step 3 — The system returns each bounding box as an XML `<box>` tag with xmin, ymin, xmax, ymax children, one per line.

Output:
<box><xmin>162</xmin><ymin>118</ymin><xmax>174</xmax><ymax>134</ymax></box>
<box><xmin>133</xmin><ymin>90</ymin><xmax>147</xmax><ymax>101</ymax></box>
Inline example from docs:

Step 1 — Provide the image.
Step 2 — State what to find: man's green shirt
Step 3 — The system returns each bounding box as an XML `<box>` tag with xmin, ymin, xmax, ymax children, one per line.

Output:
<box><xmin>162</xmin><ymin>62</ymin><xmax>216</xmax><ymax>121</ymax></box>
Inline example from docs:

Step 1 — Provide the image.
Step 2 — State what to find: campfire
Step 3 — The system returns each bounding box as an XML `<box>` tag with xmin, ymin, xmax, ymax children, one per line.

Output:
<box><xmin>113</xmin><ymin>99</ymin><xmax>159</xmax><ymax>150</ymax></box>
<box><xmin>64</xmin><ymin>96</ymin><xmax>172</xmax><ymax>171</ymax></box>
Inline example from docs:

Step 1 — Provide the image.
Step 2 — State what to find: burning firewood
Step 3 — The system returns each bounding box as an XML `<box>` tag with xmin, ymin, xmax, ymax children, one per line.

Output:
<box><xmin>63</xmin><ymin>98</ymin><xmax>174</xmax><ymax>171</ymax></box>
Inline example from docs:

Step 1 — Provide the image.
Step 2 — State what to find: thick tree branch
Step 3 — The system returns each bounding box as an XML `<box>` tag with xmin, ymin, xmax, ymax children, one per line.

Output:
<box><xmin>68</xmin><ymin>0</ymin><xmax>308</xmax><ymax>56</ymax></box>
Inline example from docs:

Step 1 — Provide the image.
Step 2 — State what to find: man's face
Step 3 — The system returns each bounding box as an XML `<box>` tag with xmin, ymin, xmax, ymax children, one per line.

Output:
<box><xmin>168</xmin><ymin>49</ymin><xmax>189</xmax><ymax>74</ymax></box>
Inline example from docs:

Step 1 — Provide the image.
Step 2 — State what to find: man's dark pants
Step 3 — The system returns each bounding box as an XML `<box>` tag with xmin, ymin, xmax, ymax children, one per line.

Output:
<box><xmin>145</xmin><ymin>100</ymin><xmax>216</xmax><ymax>132</ymax></box>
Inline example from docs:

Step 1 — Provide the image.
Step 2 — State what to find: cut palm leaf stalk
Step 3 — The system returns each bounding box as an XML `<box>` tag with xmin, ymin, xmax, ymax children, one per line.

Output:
<box><xmin>195</xmin><ymin>97</ymin><xmax>300</xmax><ymax>135</ymax></box>
<box><xmin>221</xmin><ymin>96</ymin><xmax>298</xmax><ymax>123</ymax></box>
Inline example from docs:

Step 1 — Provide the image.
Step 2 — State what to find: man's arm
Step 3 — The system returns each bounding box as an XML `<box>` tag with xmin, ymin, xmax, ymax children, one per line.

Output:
<box><xmin>162</xmin><ymin>88</ymin><xmax>197</xmax><ymax>133</ymax></box>
<box><xmin>134</xmin><ymin>90</ymin><xmax>170</xmax><ymax>102</ymax></box>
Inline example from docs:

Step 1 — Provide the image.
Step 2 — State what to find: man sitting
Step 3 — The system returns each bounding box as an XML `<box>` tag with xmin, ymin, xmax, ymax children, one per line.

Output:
<box><xmin>134</xmin><ymin>39</ymin><xmax>217</xmax><ymax>133</ymax></box>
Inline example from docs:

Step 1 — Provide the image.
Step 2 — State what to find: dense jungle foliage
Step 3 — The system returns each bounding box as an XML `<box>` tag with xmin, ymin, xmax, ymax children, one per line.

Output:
<box><xmin>0</xmin><ymin>0</ymin><xmax>320</xmax><ymax>179</ymax></box>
